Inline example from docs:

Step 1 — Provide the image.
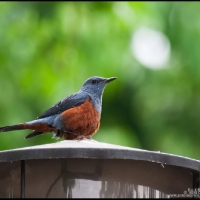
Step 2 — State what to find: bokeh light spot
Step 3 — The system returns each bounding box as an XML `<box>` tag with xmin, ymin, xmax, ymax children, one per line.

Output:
<box><xmin>131</xmin><ymin>27</ymin><xmax>171</xmax><ymax>70</ymax></box>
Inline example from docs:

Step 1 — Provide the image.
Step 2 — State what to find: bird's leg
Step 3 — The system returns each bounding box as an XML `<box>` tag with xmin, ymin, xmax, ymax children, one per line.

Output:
<box><xmin>62</xmin><ymin>129</ymin><xmax>81</xmax><ymax>137</ymax></box>
<box><xmin>76</xmin><ymin>135</ymin><xmax>91</xmax><ymax>141</ymax></box>
<box><xmin>62</xmin><ymin>129</ymin><xmax>91</xmax><ymax>140</ymax></box>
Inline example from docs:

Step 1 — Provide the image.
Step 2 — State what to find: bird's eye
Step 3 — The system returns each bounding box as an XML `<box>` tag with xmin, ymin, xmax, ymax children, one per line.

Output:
<box><xmin>92</xmin><ymin>80</ymin><xmax>97</xmax><ymax>84</ymax></box>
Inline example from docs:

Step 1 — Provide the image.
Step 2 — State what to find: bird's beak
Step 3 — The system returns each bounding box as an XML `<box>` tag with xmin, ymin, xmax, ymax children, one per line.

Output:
<box><xmin>105</xmin><ymin>77</ymin><xmax>117</xmax><ymax>84</ymax></box>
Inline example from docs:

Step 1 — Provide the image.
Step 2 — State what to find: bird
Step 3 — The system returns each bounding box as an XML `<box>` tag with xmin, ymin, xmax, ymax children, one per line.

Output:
<box><xmin>0</xmin><ymin>76</ymin><xmax>117</xmax><ymax>140</ymax></box>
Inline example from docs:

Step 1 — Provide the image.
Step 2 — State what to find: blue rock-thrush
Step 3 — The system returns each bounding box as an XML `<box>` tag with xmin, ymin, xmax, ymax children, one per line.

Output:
<box><xmin>0</xmin><ymin>76</ymin><xmax>117</xmax><ymax>140</ymax></box>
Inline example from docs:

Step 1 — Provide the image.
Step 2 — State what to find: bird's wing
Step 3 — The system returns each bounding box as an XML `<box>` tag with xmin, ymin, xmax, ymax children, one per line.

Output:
<box><xmin>37</xmin><ymin>91</ymin><xmax>89</xmax><ymax>119</ymax></box>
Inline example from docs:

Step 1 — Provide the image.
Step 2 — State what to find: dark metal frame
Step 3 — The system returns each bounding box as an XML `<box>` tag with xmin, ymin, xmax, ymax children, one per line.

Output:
<box><xmin>1</xmin><ymin>147</ymin><xmax>200</xmax><ymax>171</ymax></box>
<box><xmin>0</xmin><ymin>146</ymin><xmax>199</xmax><ymax>198</ymax></box>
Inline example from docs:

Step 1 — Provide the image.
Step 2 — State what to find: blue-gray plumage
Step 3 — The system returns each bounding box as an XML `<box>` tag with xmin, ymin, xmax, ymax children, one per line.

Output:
<box><xmin>0</xmin><ymin>76</ymin><xmax>117</xmax><ymax>140</ymax></box>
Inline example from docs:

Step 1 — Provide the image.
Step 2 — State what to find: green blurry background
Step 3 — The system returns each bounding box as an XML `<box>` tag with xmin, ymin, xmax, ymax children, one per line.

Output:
<box><xmin>0</xmin><ymin>2</ymin><xmax>200</xmax><ymax>160</ymax></box>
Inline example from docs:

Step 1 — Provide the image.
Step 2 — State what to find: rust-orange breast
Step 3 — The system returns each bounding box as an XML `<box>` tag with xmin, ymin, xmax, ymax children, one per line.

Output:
<box><xmin>61</xmin><ymin>97</ymin><xmax>100</xmax><ymax>139</ymax></box>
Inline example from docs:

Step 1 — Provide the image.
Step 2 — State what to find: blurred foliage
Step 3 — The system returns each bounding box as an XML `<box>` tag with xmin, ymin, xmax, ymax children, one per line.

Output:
<box><xmin>0</xmin><ymin>2</ymin><xmax>200</xmax><ymax>160</ymax></box>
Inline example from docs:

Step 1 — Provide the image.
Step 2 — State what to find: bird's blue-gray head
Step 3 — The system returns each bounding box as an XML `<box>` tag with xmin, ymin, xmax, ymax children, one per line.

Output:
<box><xmin>81</xmin><ymin>76</ymin><xmax>117</xmax><ymax>97</ymax></box>
<box><xmin>80</xmin><ymin>76</ymin><xmax>117</xmax><ymax>110</ymax></box>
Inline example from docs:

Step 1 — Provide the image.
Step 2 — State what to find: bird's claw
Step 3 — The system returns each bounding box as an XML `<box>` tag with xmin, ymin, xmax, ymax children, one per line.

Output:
<box><xmin>74</xmin><ymin>135</ymin><xmax>91</xmax><ymax>141</ymax></box>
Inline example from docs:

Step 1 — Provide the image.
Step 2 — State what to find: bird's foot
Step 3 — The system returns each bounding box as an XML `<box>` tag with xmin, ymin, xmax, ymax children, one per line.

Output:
<box><xmin>62</xmin><ymin>130</ymin><xmax>91</xmax><ymax>141</ymax></box>
<box><xmin>74</xmin><ymin>135</ymin><xmax>91</xmax><ymax>141</ymax></box>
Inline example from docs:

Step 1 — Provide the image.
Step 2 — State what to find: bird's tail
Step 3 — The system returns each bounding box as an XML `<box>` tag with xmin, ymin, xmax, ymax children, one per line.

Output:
<box><xmin>0</xmin><ymin>120</ymin><xmax>54</xmax><ymax>139</ymax></box>
<box><xmin>0</xmin><ymin>124</ymin><xmax>27</xmax><ymax>132</ymax></box>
